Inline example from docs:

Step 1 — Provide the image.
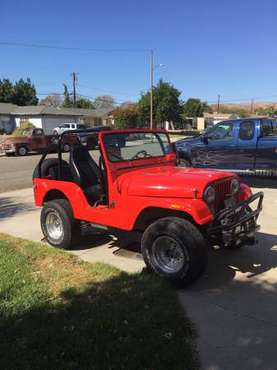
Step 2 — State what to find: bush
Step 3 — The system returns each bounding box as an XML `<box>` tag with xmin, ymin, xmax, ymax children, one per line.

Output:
<box><xmin>113</xmin><ymin>106</ymin><xmax>141</xmax><ymax>129</ymax></box>
<box><xmin>12</xmin><ymin>121</ymin><xmax>35</xmax><ymax>136</ymax></box>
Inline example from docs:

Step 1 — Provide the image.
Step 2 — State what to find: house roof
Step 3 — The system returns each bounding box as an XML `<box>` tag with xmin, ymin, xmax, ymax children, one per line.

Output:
<box><xmin>0</xmin><ymin>103</ymin><xmax>112</xmax><ymax>117</ymax></box>
<box><xmin>0</xmin><ymin>103</ymin><xmax>18</xmax><ymax>114</ymax></box>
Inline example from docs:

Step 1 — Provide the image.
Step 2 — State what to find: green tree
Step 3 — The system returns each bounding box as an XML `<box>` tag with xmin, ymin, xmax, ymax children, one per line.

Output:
<box><xmin>182</xmin><ymin>98</ymin><xmax>210</xmax><ymax>118</ymax></box>
<box><xmin>40</xmin><ymin>94</ymin><xmax>62</xmax><ymax>107</ymax></box>
<box><xmin>93</xmin><ymin>95</ymin><xmax>115</xmax><ymax>109</ymax></box>
<box><xmin>113</xmin><ymin>106</ymin><xmax>140</xmax><ymax>129</ymax></box>
<box><xmin>62</xmin><ymin>84</ymin><xmax>73</xmax><ymax>108</ymax></box>
<box><xmin>75</xmin><ymin>97</ymin><xmax>95</xmax><ymax>109</ymax></box>
<box><xmin>12</xmin><ymin>78</ymin><xmax>38</xmax><ymax>106</ymax></box>
<box><xmin>0</xmin><ymin>79</ymin><xmax>14</xmax><ymax>103</ymax></box>
<box><xmin>137</xmin><ymin>80</ymin><xmax>182</xmax><ymax>127</ymax></box>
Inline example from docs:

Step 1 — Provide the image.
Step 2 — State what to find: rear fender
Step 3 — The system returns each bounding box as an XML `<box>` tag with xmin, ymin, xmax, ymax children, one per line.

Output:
<box><xmin>33</xmin><ymin>178</ymin><xmax>88</xmax><ymax>218</ymax></box>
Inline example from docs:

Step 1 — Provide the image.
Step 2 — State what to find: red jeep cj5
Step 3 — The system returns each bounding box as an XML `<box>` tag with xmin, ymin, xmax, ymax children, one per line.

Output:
<box><xmin>33</xmin><ymin>129</ymin><xmax>263</xmax><ymax>286</ymax></box>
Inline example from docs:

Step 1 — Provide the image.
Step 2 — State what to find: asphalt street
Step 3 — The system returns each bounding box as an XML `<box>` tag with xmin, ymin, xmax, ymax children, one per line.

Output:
<box><xmin>1</xmin><ymin>151</ymin><xmax>277</xmax><ymax>193</ymax></box>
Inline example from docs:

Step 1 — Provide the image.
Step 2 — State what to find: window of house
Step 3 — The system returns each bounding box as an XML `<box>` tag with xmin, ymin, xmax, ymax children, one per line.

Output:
<box><xmin>239</xmin><ymin>121</ymin><xmax>255</xmax><ymax>140</ymax></box>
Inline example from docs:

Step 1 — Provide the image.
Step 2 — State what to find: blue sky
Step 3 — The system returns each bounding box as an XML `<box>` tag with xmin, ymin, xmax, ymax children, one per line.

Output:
<box><xmin>1</xmin><ymin>0</ymin><xmax>277</xmax><ymax>105</ymax></box>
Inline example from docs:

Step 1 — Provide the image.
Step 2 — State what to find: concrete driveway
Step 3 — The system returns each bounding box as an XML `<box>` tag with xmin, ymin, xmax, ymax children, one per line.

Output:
<box><xmin>179</xmin><ymin>185</ymin><xmax>277</xmax><ymax>370</ymax></box>
<box><xmin>0</xmin><ymin>182</ymin><xmax>277</xmax><ymax>369</ymax></box>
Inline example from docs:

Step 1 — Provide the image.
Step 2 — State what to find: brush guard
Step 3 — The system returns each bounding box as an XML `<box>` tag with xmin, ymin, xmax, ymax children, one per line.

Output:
<box><xmin>207</xmin><ymin>192</ymin><xmax>264</xmax><ymax>247</ymax></box>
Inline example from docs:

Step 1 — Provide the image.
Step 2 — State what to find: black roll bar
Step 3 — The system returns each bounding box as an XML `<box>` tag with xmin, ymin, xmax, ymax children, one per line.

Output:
<box><xmin>37</xmin><ymin>128</ymin><xmax>102</xmax><ymax>180</ymax></box>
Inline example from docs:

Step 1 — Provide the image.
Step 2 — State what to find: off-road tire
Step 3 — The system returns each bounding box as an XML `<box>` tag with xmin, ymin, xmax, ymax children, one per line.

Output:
<box><xmin>41</xmin><ymin>199</ymin><xmax>81</xmax><ymax>249</ymax></box>
<box><xmin>141</xmin><ymin>217</ymin><xmax>208</xmax><ymax>286</ymax></box>
<box><xmin>32</xmin><ymin>158</ymin><xmax>70</xmax><ymax>180</ymax></box>
<box><xmin>17</xmin><ymin>146</ymin><xmax>28</xmax><ymax>156</ymax></box>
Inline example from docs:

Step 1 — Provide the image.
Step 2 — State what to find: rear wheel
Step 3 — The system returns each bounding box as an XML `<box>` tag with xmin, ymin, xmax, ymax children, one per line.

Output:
<box><xmin>142</xmin><ymin>217</ymin><xmax>207</xmax><ymax>286</ymax></box>
<box><xmin>41</xmin><ymin>199</ymin><xmax>81</xmax><ymax>249</ymax></box>
<box><xmin>17</xmin><ymin>146</ymin><xmax>28</xmax><ymax>156</ymax></box>
<box><xmin>63</xmin><ymin>143</ymin><xmax>71</xmax><ymax>152</ymax></box>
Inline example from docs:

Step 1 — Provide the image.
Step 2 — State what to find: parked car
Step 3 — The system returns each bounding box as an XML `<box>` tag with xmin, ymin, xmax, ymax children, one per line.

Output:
<box><xmin>0</xmin><ymin>128</ymin><xmax>74</xmax><ymax>156</ymax></box>
<box><xmin>53</xmin><ymin>123</ymin><xmax>86</xmax><ymax>135</ymax></box>
<box><xmin>176</xmin><ymin>117</ymin><xmax>277</xmax><ymax>175</ymax></box>
<box><xmin>33</xmin><ymin>128</ymin><xmax>263</xmax><ymax>286</ymax></box>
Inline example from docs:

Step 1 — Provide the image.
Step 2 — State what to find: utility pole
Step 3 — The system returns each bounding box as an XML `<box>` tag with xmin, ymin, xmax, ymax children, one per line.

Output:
<box><xmin>71</xmin><ymin>72</ymin><xmax>78</xmax><ymax>106</ymax></box>
<box><xmin>250</xmin><ymin>99</ymin><xmax>254</xmax><ymax>114</ymax></box>
<box><xmin>150</xmin><ymin>49</ymin><xmax>154</xmax><ymax>129</ymax></box>
<box><xmin>217</xmin><ymin>94</ymin><xmax>221</xmax><ymax>113</ymax></box>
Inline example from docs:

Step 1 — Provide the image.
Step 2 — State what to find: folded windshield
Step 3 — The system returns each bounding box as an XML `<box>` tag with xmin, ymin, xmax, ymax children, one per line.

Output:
<box><xmin>103</xmin><ymin>132</ymin><xmax>172</xmax><ymax>162</ymax></box>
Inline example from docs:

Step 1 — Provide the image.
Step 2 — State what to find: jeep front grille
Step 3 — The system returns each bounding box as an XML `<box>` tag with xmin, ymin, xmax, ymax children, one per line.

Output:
<box><xmin>213</xmin><ymin>178</ymin><xmax>232</xmax><ymax>212</ymax></box>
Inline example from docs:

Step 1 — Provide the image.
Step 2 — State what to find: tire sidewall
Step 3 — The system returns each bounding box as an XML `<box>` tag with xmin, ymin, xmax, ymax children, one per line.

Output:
<box><xmin>41</xmin><ymin>200</ymin><xmax>75</xmax><ymax>249</ymax></box>
<box><xmin>41</xmin><ymin>206</ymin><xmax>65</xmax><ymax>246</ymax></box>
<box><xmin>142</xmin><ymin>217</ymin><xmax>207</xmax><ymax>286</ymax></box>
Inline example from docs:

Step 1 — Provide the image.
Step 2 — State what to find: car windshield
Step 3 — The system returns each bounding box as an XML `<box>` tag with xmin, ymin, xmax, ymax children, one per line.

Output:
<box><xmin>22</xmin><ymin>129</ymin><xmax>32</xmax><ymax>136</ymax></box>
<box><xmin>205</xmin><ymin>121</ymin><xmax>233</xmax><ymax>140</ymax></box>
<box><xmin>77</xmin><ymin>124</ymin><xmax>86</xmax><ymax>129</ymax></box>
<box><xmin>103</xmin><ymin>132</ymin><xmax>172</xmax><ymax>162</ymax></box>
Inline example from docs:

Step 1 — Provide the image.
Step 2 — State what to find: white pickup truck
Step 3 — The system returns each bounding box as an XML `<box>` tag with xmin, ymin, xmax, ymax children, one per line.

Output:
<box><xmin>52</xmin><ymin>123</ymin><xmax>86</xmax><ymax>135</ymax></box>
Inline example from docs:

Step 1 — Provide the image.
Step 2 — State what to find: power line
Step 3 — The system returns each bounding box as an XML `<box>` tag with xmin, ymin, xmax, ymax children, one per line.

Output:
<box><xmin>0</xmin><ymin>41</ymin><xmax>150</xmax><ymax>53</ymax></box>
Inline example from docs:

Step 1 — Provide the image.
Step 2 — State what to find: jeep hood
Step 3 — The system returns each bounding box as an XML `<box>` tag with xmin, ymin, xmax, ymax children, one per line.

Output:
<box><xmin>117</xmin><ymin>166</ymin><xmax>235</xmax><ymax>198</ymax></box>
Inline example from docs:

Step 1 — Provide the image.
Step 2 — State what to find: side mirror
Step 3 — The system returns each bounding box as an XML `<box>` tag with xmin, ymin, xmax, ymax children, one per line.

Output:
<box><xmin>201</xmin><ymin>135</ymin><xmax>209</xmax><ymax>144</ymax></box>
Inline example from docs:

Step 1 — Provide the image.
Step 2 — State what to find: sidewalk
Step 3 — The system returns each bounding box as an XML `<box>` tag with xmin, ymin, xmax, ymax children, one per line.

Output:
<box><xmin>0</xmin><ymin>188</ymin><xmax>144</xmax><ymax>273</ymax></box>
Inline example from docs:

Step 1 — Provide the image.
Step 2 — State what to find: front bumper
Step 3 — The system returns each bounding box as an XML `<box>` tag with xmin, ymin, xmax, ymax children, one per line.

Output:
<box><xmin>207</xmin><ymin>192</ymin><xmax>264</xmax><ymax>247</ymax></box>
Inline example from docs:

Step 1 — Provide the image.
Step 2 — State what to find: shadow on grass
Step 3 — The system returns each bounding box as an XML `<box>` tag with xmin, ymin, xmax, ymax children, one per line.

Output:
<box><xmin>0</xmin><ymin>197</ymin><xmax>34</xmax><ymax>221</ymax></box>
<box><xmin>0</xmin><ymin>271</ymin><xmax>199</xmax><ymax>370</ymax></box>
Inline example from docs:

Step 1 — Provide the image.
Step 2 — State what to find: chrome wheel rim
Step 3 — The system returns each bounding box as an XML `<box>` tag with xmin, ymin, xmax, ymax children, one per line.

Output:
<box><xmin>45</xmin><ymin>211</ymin><xmax>64</xmax><ymax>241</ymax></box>
<box><xmin>63</xmin><ymin>144</ymin><xmax>70</xmax><ymax>152</ymax></box>
<box><xmin>19</xmin><ymin>147</ymin><xmax>27</xmax><ymax>155</ymax></box>
<box><xmin>152</xmin><ymin>236</ymin><xmax>187</xmax><ymax>274</ymax></box>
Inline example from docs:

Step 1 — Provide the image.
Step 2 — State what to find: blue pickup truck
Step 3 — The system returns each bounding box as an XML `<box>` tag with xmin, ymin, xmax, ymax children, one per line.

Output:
<box><xmin>175</xmin><ymin>117</ymin><xmax>277</xmax><ymax>175</ymax></box>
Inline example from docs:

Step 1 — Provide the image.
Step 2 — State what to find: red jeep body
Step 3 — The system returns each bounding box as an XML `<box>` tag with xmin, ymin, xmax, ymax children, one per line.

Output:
<box><xmin>33</xmin><ymin>129</ymin><xmax>263</xmax><ymax>285</ymax></box>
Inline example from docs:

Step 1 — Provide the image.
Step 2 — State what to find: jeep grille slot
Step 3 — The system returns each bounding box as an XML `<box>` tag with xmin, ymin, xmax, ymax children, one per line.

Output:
<box><xmin>213</xmin><ymin>179</ymin><xmax>232</xmax><ymax>212</ymax></box>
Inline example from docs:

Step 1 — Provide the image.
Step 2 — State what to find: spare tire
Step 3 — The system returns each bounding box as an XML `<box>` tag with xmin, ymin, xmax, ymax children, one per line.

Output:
<box><xmin>33</xmin><ymin>158</ymin><xmax>72</xmax><ymax>181</ymax></box>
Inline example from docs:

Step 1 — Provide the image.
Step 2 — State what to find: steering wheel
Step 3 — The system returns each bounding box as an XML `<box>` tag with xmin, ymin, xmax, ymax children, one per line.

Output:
<box><xmin>131</xmin><ymin>150</ymin><xmax>151</xmax><ymax>160</ymax></box>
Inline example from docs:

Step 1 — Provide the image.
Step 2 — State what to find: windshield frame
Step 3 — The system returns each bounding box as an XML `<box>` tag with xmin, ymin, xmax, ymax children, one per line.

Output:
<box><xmin>101</xmin><ymin>130</ymin><xmax>172</xmax><ymax>163</ymax></box>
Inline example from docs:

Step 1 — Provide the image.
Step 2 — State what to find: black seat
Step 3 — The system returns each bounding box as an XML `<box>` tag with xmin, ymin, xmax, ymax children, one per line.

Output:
<box><xmin>69</xmin><ymin>145</ymin><xmax>105</xmax><ymax>204</ymax></box>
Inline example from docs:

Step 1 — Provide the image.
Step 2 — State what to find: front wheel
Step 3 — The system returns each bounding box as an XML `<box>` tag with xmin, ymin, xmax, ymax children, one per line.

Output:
<box><xmin>17</xmin><ymin>146</ymin><xmax>28</xmax><ymax>156</ymax></box>
<box><xmin>141</xmin><ymin>217</ymin><xmax>207</xmax><ymax>286</ymax></box>
<box><xmin>41</xmin><ymin>199</ymin><xmax>81</xmax><ymax>249</ymax></box>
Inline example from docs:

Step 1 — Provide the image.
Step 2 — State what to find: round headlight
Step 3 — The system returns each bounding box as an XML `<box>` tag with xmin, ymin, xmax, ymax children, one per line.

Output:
<box><xmin>230</xmin><ymin>178</ymin><xmax>239</xmax><ymax>195</ymax></box>
<box><xmin>203</xmin><ymin>185</ymin><xmax>215</xmax><ymax>204</ymax></box>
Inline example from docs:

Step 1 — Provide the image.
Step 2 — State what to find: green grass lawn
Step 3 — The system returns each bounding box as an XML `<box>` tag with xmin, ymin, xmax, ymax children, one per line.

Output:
<box><xmin>0</xmin><ymin>234</ymin><xmax>199</xmax><ymax>370</ymax></box>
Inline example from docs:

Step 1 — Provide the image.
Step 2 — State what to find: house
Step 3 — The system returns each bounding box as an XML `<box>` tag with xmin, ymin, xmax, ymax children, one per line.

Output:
<box><xmin>0</xmin><ymin>103</ymin><xmax>113</xmax><ymax>134</ymax></box>
<box><xmin>0</xmin><ymin>103</ymin><xmax>17</xmax><ymax>134</ymax></box>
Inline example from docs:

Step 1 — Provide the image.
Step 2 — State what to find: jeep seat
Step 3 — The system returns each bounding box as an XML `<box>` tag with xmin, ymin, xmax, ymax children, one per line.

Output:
<box><xmin>69</xmin><ymin>145</ymin><xmax>105</xmax><ymax>204</ymax></box>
